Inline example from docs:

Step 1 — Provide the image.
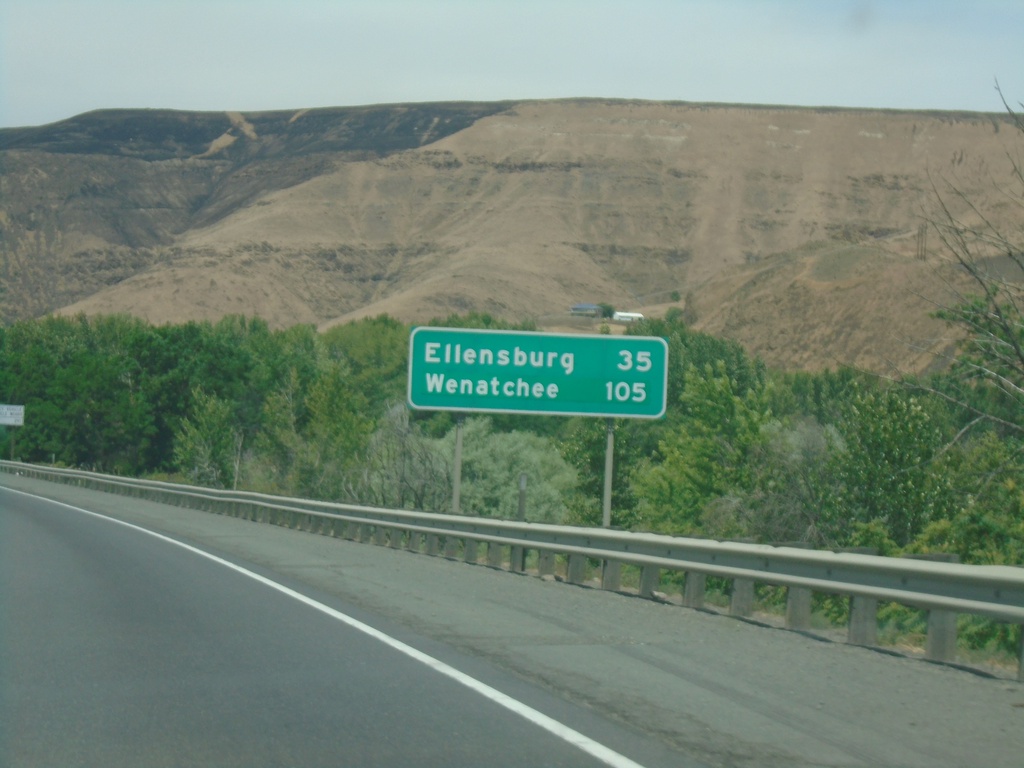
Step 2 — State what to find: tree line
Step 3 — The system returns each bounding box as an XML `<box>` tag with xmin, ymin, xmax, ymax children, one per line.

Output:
<box><xmin>2</xmin><ymin>307</ymin><xmax>1020</xmax><ymax>563</ymax></box>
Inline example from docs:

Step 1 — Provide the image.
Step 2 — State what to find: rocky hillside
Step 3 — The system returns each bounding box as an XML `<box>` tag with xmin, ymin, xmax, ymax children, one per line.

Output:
<box><xmin>1</xmin><ymin>99</ymin><xmax>1018</xmax><ymax>373</ymax></box>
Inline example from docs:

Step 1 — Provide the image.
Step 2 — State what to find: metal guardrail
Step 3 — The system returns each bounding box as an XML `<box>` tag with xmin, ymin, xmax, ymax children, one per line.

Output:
<box><xmin>3</xmin><ymin>460</ymin><xmax>1022</xmax><ymax>680</ymax></box>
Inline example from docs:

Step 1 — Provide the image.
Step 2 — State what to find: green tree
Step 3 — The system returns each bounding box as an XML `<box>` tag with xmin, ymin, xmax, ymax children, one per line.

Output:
<box><xmin>246</xmin><ymin>359</ymin><xmax>371</xmax><ymax>500</ymax></box>
<box><xmin>908</xmin><ymin>430</ymin><xmax>1024</xmax><ymax>565</ymax></box>
<box><xmin>298</xmin><ymin>360</ymin><xmax>373</xmax><ymax>500</ymax></box>
<box><xmin>825</xmin><ymin>388</ymin><xmax>957</xmax><ymax>547</ymax></box>
<box><xmin>0</xmin><ymin>314</ymin><xmax>158</xmax><ymax>471</ymax></box>
<box><xmin>707</xmin><ymin>417</ymin><xmax>837</xmax><ymax>545</ymax></box>
<box><xmin>248</xmin><ymin>371</ymin><xmax>306</xmax><ymax>494</ymax></box>
<box><xmin>173</xmin><ymin>388</ymin><xmax>240</xmax><ymax>488</ymax></box>
<box><xmin>631</xmin><ymin>362</ymin><xmax>772</xmax><ymax>535</ymax></box>
<box><xmin>442</xmin><ymin>417</ymin><xmax>577</xmax><ymax>523</ymax></box>
<box><xmin>629</xmin><ymin>313</ymin><xmax>766</xmax><ymax>421</ymax></box>
<box><xmin>560</xmin><ymin>417</ymin><xmax>648</xmax><ymax>529</ymax></box>
<box><xmin>319</xmin><ymin>315</ymin><xmax>409</xmax><ymax>410</ymax></box>
<box><xmin>141</xmin><ymin>319</ymin><xmax>259</xmax><ymax>469</ymax></box>
<box><xmin>353</xmin><ymin>404</ymin><xmax>452</xmax><ymax>511</ymax></box>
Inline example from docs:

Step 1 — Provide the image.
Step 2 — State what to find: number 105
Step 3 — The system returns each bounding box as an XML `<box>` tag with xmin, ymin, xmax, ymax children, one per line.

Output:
<box><xmin>606</xmin><ymin>381</ymin><xmax>647</xmax><ymax>402</ymax></box>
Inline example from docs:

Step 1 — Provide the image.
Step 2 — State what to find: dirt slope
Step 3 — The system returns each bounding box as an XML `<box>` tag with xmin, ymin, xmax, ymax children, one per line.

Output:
<box><xmin>2</xmin><ymin>99</ymin><xmax>1017</xmax><ymax>372</ymax></box>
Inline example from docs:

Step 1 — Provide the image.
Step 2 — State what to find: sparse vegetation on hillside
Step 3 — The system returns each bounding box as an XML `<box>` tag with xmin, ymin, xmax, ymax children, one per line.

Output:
<box><xmin>2</xmin><ymin>100</ymin><xmax>1020</xmax><ymax>372</ymax></box>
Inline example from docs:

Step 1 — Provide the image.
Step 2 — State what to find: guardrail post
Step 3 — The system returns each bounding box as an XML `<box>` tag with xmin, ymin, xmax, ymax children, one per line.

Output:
<box><xmin>639</xmin><ymin>565</ymin><xmax>660</xmax><ymax>598</ymax></box>
<box><xmin>848</xmin><ymin>596</ymin><xmax>878</xmax><ymax>646</ymax></box>
<box><xmin>567</xmin><ymin>554</ymin><xmax>587</xmax><ymax>584</ymax></box>
<box><xmin>683</xmin><ymin>572</ymin><xmax>705</xmax><ymax>609</ymax></box>
<box><xmin>926</xmin><ymin>610</ymin><xmax>958</xmax><ymax>663</ymax></box>
<box><xmin>406</xmin><ymin>531</ymin><xmax>421</xmax><ymax>552</ymax></box>
<box><xmin>905</xmin><ymin>553</ymin><xmax>960</xmax><ymax>663</ymax></box>
<box><xmin>842</xmin><ymin>547</ymin><xmax>879</xmax><ymax>646</ymax></box>
<box><xmin>601</xmin><ymin>560</ymin><xmax>621</xmax><ymax>591</ymax></box>
<box><xmin>776</xmin><ymin>542</ymin><xmax>812</xmax><ymax>629</ymax></box>
<box><xmin>729</xmin><ymin>539</ymin><xmax>757</xmax><ymax>616</ymax></box>
<box><xmin>374</xmin><ymin>526</ymin><xmax>387</xmax><ymax>546</ymax></box>
<box><xmin>1017</xmin><ymin>626</ymin><xmax>1023</xmax><ymax>683</ymax></box>
<box><xmin>510</xmin><ymin>545</ymin><xmax>527</xmax><ymax>573</ymax></box>
<box><xmin>426</xmin><ymin>534</ymin><xmax>440</xmax><ymax>556</ymax></box>
<box><xmin>390</xmin><ymin>528</ymin><xmax>404</xmax><ymax>549</ymax></box>
<box><xmin>487</xmin><ymin>542</ymin><xmax>504</xmax><ymax>568</ymax></box>
<box><xmin>730</xmin><ymin>579</ymin><xmax>755</xmax><ymax>617</ymax></box>
<box><xmin>538</xmin><ymin>550</ymin><xmax>556</xmax><ymax>577</ymax></box>
<box><xmin>463</xmin><ymin>539</ymin><xmax>479</xmax><ymax>564</ymax></box>
<box><xmin>444</xmin><ymin>536</ymin><xmax>460</xmax><ymax>559</ymax></box>
<box><xmin>786</xmin><ymin>587</ymin><xmax>812</xmax><ymax>631</ymax></box>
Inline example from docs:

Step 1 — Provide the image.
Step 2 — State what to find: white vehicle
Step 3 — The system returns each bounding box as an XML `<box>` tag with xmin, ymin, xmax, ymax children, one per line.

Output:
<box><xmin>612</xmin><ymin>311</ymin><xmax>644</xmax><ymax>323</ymax></box>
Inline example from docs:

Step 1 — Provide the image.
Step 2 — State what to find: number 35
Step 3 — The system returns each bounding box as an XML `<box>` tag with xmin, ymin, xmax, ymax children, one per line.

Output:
<box><xmin>617</xmin><ymin>350</ymin><xmax>652</xmax><ymax>372</ymax></box>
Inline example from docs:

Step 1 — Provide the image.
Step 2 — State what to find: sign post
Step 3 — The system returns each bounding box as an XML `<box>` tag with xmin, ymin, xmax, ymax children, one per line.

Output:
<box><xmin>408</xmin><ymin>328</ymin><xmax>668</xmax><ymax>526</ymax></box>
<box><xmin>603</xmin><ymin>419</ymin><xmax>615</xmax><ymax>528</ymax></box>
<box><xmin>452</xmin><ymin>415</ymin><xmax>464</xmax><ymax>515</ymax></box>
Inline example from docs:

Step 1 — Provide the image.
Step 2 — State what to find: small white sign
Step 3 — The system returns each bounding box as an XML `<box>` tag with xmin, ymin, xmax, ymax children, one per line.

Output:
<box><xmin>0</xmin><ymin>404</ymin><xmax>24</xmax><ymax>426</ymax></box>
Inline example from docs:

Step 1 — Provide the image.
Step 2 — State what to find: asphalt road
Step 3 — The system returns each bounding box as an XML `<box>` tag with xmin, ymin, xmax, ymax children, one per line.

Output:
<box><xmin>2</xmin><ymin>474</ymin><xmax>1023</xmax><ymax>767</ymax></box>
<box><xmin>1</xmin><ymin>483</ymin><xmax>689</xmax><ymax>768</ymax></box>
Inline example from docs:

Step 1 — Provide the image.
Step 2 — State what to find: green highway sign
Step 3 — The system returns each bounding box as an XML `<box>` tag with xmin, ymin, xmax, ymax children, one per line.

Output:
<box><xmin>408</xmin><ymin>327</ymin><xmax>668</xmax><ymax>418</ymax></box>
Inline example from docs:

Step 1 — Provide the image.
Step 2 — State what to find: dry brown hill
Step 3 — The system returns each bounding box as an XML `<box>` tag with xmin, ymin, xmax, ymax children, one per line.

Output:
<box><xmin>2</xmin><ymin>99</ymin><xmax>1018</xmax><ymax>373</ymax></box>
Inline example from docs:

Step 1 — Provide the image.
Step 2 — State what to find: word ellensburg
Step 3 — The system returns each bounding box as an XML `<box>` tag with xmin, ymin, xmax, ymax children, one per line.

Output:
<box><xmin>408</xmin><ymin>327</ymin><xmax>668</xmax><ymax>418</ymax></box>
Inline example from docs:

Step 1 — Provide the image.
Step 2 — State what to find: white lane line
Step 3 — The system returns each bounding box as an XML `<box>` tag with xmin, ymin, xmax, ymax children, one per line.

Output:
<box><xmin>8</xmin><ymin>488</ymin><xmax>649</xmax><ymax>768</ymax></box>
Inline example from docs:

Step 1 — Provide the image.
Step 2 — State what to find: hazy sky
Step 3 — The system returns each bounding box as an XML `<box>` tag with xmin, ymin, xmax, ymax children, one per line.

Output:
<box><xmin>2</xmin><ymin>0</ymin><xmax>1022</xmax><ymax>128</ymax></box>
